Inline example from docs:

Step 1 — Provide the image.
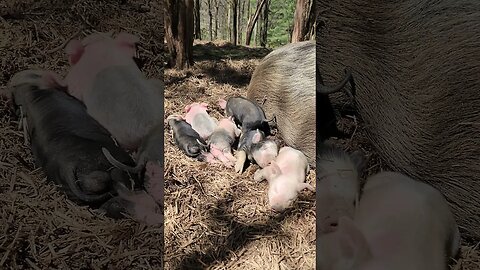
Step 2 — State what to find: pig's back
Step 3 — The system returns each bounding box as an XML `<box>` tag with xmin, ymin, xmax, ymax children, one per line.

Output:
<box><xmin>191</xmin><ymin>113</ymin><xmax>216</xmax><ymax>138</ymax></box>
<box><xmin>276</xmin><ymin>147</ymin><xmax>308</xmax><ymax>177</ymax></box>
<box><xmin>357</xmin><ymin>172</ymin><xmax>454</xmax><ymax>269</ymax></box>
<box><xmin>86</xmin><ymin>65</ymin><xmax>163</xmax><ymax>149</ymax></box>
<box><xmin>227</xmin><ymin>97</ymin><xmax>265</xmax><ymax>128</ymax></box>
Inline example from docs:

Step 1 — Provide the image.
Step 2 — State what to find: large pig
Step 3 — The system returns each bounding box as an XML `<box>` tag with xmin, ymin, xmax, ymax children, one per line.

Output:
<box><xmin>317</xmin><ymin>0</ymin><xmax>480</xmax><ymax>238</ymax></box>
<box><xmin>102</xmin><ymin>122</ymin><xmax>163</xmax><ymax>204</ymax></box>
<box><xmin>8</xmin><ymin>70</ymin><xmax>137</xmax><ymax>206</ymax></box>
<box><xmin>316</xmin><ymin>144</ymin><xmax>364</xmax><ymax>234</ymax></box>
<box><xmin>207</xmin><ymin>117</ymin><xmax>241</xmax><ymax>167</ymax></box>
<box><xmin>247</xmin><ymin>41</ymin><xmax>317</xmax><ymax>166</ymax></box>
<box><xmin>184</xmin><ymin>102</ymin><xmax>218</xmax><ymax>140</ymax></box>
<box><xmin>254</xmin><ymin>146</ymin><xmax>315</xmax><ymax>211</ymax></box>
<box><xmin>62</xmin><ymin>32</ymin><xmax>163</xmax><ymax>151</ymax></box>
<box><xmin>318</xmin><ymin>172</ymin><xmax>461</xmax><ymax>270</ymax></box>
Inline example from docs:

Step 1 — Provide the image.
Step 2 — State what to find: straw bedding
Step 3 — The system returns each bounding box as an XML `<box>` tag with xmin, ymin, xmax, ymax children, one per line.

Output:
<box><xmin>1</xmin><ymin>1</ymin><xmax>164</xmax><ymax>269</ymax></box>
<box><xmin>0</xmin><ymin>1</ymin><xmax>478</xmax><ymax>269</ymax></box>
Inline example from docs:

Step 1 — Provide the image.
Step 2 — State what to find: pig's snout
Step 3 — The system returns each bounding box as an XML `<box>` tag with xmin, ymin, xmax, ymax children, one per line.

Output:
<box><xmin>268</xmin><ymin>194</ymin><xmax>294</xmax><ymax>212</ymax></box>
<box><xmin>186</xmin><ymin>145</ymin><xmax>201</xmax><ymax>156</ymax></box>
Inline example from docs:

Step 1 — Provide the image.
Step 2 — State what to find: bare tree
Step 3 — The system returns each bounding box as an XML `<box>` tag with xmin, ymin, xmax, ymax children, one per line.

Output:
<box><xmin>164</xmin><ymin>0</ymin><xmax>194</xmax><ymax>69</ymax></box>
<box><xmin>207</xmin><ymin>0</ymin><xmax>213</xmax><ymax>40</ymax></box>
<box><xmin>291</xmin><ymin>0</ymin><xmax>315</xmax><ymax>42</ymax></box>
<box><xmin>231</xmin><ymin>0</ymin><xmax>238</xmax><ymax>45</ymax></box>
<box><xmin>245</xmin><ymin>0</ymin><xmax>267</xmax><ymax>46</ymax></box>
<box><xmin>214</xmin><ymin>0</ymin><xmax>219</xmax><ymax>39</ymax></box>
<box><xmin>194</xmin><ymin>0</ymin><xmax>201</xmax><ymax>39</ymax></box>
<box><xmin>258</xmin><ymin>0</ymin><xmax>269</xmax><ymax>47</ymax></box>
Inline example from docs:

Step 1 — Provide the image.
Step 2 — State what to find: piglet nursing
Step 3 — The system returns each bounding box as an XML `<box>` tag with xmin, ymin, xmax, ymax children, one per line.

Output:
<box><xmin>254</xmin><ymin>146</ymin><xmax>314</xmax><ymax>211</ymax></box>
<box><xmin>219</xmin><ymin>96</ymin><xmax>272</xmax><ymax>173</ymax></box>
<box><xmin>316</xmin><ymin>144</ymin><xmax>364</xmax><ymax>234</ymax></box>
<box><xmin>207</xmin><ymin>117</ymin><xmax>241</xmax><ymax>167</ymax></box>
<box><xmin>318</xmin><ymin>172</ymin><xmax>460</xmax><ymax>270</ymax></box>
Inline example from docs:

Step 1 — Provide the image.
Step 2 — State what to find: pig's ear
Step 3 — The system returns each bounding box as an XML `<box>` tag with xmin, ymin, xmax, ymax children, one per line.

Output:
<box><xmin>337</xmin><ymin>216</ymin><xmax>372</xmax><ymax>265</ymax></box>
<box><xmin>201</xmin><ymin>102</ymin><xmax>209</xmax><ymax>108</ymax></box>
<box><xmin>218</xmin><ymin>99</ymin><xmax>227</xmax><ymax>109</ymax></box>
<box><xmin>65</xmin><ymin>39</ymin><xmax>84</xmax><ymax>65</ymax></box>
<box><xmin>115</xmin><ymin>32</ymin><xmax>140</xmax><ymax>58</ymax></box>
<box><xmin>43</xmin><ymin>71</ymin><xmax>68</xmax><ymax>90</ymax></box>
<box><xmin>115</xmin><ymin>32</ymin><xmax>140</xmax><ymax>44</ymax></box>
<box><xmin>252</xmin><ymin>130</ymin><xmax>262</xmax><ymax>143</ymax></box>
<box><xmin>269</xmin><ymin>161</ymin><xmax>281</xmax><ymax>177</ymax></box>
<box><xmin>185</xmin><ymin>104</ymin><xmax>192</xmax><ymax>113</ymax></box>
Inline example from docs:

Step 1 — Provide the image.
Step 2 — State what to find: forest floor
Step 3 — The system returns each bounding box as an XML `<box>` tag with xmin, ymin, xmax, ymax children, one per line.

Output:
<box><xmin>163</xmin><ymin>40</ymin><xmax>480</xmax><ymax>269</ymax></box>
<box><xmin>0</xmin><ymin>0</ymin><xmax>478</xmax><ymax>269</ymax></box>
<box><xmin>163</xmin><ymin>40</ymin><xmax>317</xmax><ymax>269</ymax></box>
<box><xmin>0</xmin><ymin>1</ymin><xmax>165</xmax><ymax>269</ymax></box>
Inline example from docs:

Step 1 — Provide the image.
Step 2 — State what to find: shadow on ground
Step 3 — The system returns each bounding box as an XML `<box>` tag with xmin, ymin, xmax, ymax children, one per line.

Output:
<box><xmin>193</xmin><ymin>42</ymin><xmax>271</xmax><ymax>62</ymax></box>
<box><xmin>177</xmin><ymin>194</ymin><xmax>315</xmax><ymax>269</ymax></box>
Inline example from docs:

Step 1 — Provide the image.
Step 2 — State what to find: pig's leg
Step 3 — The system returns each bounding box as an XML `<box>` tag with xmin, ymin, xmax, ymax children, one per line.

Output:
<box><xmin>223</xmin><ymin>150</ymin><xmax>237</xmax><ymax>163</ymax></box>
<box><xmin>234</xmin><ymin>150</ymin><xmax>247</xmax><ymax>173</ymax></box>
<box><xmin>211</xmin><ymin>147</ymin><xmax>233</xmax><ymax>167</ymax></box>
<box><xmin>144</xmin><ymin>161</ymin><xmax>163</xmax><ymax>205</ymax></box>
<box><xmin>450</xmin><ymin>226</ymin><xmax>461</xmax><ymax>259</ymax></box>
<box><xmin>79</xmin><ymin>171</ymin><xmax>111</xmax><ymax>193</ymax></box>
<box><xmin>63</xmin><ymin>164</ymin><xmax>113</xmax><ymax>203</ymax></box>
<box><xmin>254</xmin><ymin>168</ymin><xmax>266</xmax><ymax>182</ymax></box>
<box><xmin>297</xmin><ymin>182</ymin><xmax>315</xmax><ymax>192</ymax></box>
<box><xmin>22</xmin><ymin>115</ymin><xmax>29</xmax><ymax>146</ymax></box>
<box><xmin>17</xmin><ymin>106</ymin><xmax>24</xmax><ymax>130</ymax></box>
<box><xmin>199</xmin><ymin>152</ymin><xmax>221</xmax><ymax>164</ymax></box>
<box><xmin>218</xmin><ymin>99</ymin><xmax>227</xmax><ymax>109</ymax></box>
<box><xmin>102</xmin><ymin>147</ymin><xmax>141</xmax><ymax>173</ymax></box>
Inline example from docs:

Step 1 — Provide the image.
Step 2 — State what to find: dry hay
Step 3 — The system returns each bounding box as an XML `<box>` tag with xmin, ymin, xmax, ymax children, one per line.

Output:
<box><xmin>164</xmin><ymin>41</ymin><xmax>316</xmax><ymax>269</ymax></box>
<box><xmin>0</xmin><ymin>0</ymin><xmax>164</xmax><ymax>269</ymax></box>
<box><xmin>163</xmin><ymin>40</ymin><xmax>479</xmax><ymax>269</ymax></box>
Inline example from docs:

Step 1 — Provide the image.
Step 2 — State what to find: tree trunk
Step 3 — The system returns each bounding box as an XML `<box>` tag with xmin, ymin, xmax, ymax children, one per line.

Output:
<box><xmin>214</xmin><ymin>0</ymin><xmax>219</xmax><ymax>39</ymax></box>
<box><xmin>291</xmin><ymin>0</ymin><xmax>314</xmax><ymax>42</ymax></box>
<box><xmin>207</xmin><ymin>0</ymin><xmax>213</xmax><ymax>41</ymax></box>
<box><xmin>259</xmin><ymin>0</ymin><xmax>268</xmax><ymax>47</ymax></box>
<box><xmin>231</xmin><ymin>0</ymin><xmax>238</xmax><ymax>45</ymax></box>
<box><xmin>194</xmin><ymin>0</ymin><xmax>201</xmax><ymax>39</ymax></box>
<box><xmin>164</xmin><ymin>0</ymin><xmax>194</xmax><ymax>69</ymax></box>
<box><xmin>245</xmin><ymin>0</ymin><xmax>267</xmax><ymax>46</ymax></box>
<box><xmin>245</xmin><ymin>0</ymin><xmax>251</xmax><ymax>44</ymax></box>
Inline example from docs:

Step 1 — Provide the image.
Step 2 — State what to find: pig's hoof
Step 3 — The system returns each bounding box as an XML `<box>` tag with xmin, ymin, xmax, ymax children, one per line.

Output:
<box><xmin>253</xmin><ymin>170</ymin><xmax>263</xmax><ymax>182</ymax></box>
<box><xmin>235</xmin><ymin>162</ymin><xmax>244</xmax><ymax>173</ymax></box>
